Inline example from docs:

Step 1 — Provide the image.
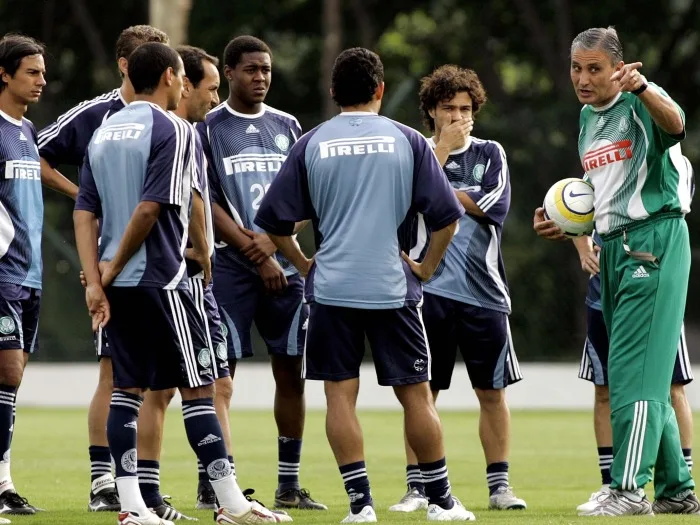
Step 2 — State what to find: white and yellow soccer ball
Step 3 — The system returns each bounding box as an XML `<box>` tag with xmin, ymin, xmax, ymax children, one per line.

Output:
<box><xmin>543</xmin><ymin>178</ymin><xmax>595</xmax><ymax>237</ymax></box>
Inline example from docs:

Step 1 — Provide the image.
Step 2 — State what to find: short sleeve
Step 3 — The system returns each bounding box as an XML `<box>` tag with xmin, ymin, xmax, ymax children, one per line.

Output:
<box><xmin>254</xmin><ymin>133</ymin><xmax>315</xmax><ymax>235</ymax></box>
<box><xmin>142</xmin><ymin>113</ymin><xmax>192</xmax><ymax>206</ymax></box>
<box><xmin>38</xmin><ymin>103</ymin><xmax>105</xmax><ymax>167</ymax></box>
<box><xmin>465</xmin><ymin>142</ymin><xmax>510</xmax><ymax>225</ymax></box>
<box><xmin>74</xmin><ymin>153</ymin><xmax>102</xmax><ymax>216</ymax></box>
<box><xmin>405</xmin><ymin>129</ymin><xmax>463</xmax><ymax>230</ymax></box>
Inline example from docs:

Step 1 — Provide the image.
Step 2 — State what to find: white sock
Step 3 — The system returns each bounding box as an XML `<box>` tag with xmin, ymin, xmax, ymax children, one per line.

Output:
<box><xmin>115</xmin><ymin>477</ymin><xmax>149</xmax><ymax>516</ymax></box>
<box><xmin>211</xmin><ymin>474</ymin><xmax>251</xmax><ymax>514</ymax></box>
<box><xmin>0</xmin><ymin>461</ymin><xmax>13</xmax><ymax>493</ymax></box>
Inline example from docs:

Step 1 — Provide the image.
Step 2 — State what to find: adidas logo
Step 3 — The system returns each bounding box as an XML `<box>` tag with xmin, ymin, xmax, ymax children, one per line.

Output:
<box><xmin>245</xmin><ymin>124</ymin><xmax>259</xmax><ymax>134</ymax></box>
<box><xmin>18</xmin><ymin>132</ymin><xmax>26</xmax><ymax>141</ymax></box>
<box><xmin>632</xmin><ymin>266</ymin><xmax>650</xmax><ymax>279</ymax></box>
<box><xmin>198</xmin><ymin>433</ymin><xmax>222</xmax><ymax>446</ymax></box>
<box><xmin>124</xmin><ymin>421</ymin><xmax>137</xmax><ymax>429</ymax></box>
<box><xmin>445</xmin><ymin>161</ymin><xmax>460</xmax><ymax>170</ymax></box>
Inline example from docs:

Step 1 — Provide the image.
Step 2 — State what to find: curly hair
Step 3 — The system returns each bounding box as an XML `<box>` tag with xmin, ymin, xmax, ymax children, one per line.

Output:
<box><xmin>419</xmin><ymin>65</ymin><xmax>487</xmax><ymax>132</ymax></box>
<box><xmin>331</xmin><ymin>47</ymin><xmax>384</xmax><ymax>107</ymax></box>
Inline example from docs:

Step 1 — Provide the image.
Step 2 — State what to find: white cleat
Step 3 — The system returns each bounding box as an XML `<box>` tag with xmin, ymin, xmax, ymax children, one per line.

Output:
<box><xmin>340</xmin><ymin>505</ymin><xmax>377</xmax><ymax>523</ymax></box>
<box><xmin>0</xmin><ymin>519</ymin><xmax>8</xmax><ymax>524</ymax></box>
<box><xmin>576</xmin><ymin>484</ymin><xmax>611</xmax><ymax>514</ymax></box>
<box><xmin>389</xmin><ymin>488</ymin><xmax>429</xmax><ymax>512</ymax></box>
<box><xmin>488</xmin><ymin>486</ymin><xmax>526</xmax><ymax>510</ymax></box>
<box><xmin>118</xmin><ymin>510</ymin><xmax>175</xmax><ymax>525</ymax></box>
<box><xmin>578</xmin><ymin>488</ymin><xmax>653</xmax><ymax>516</ymax></box>
<box><xmin>427</xmin><ymin>498</ymin><xmax>476</xmax><ymax>521</ymax></box>
<box><xmin>216</xmin><ymin>501</ymin><xmax>293</xmax><ymax>523</ymax></box>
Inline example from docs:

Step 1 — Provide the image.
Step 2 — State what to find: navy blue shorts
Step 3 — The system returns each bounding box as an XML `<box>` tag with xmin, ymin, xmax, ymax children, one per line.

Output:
<box><xmin>188</xmin><ymin>278</ymin><xmax>230</xmax><ymax>380</ymax></box>
<box><xmin>94</xmin><ymin>329</ymin><xmax>111</xmax><ymax>359</ymax></box>
<box><xmin>579</xmin><ymin>306</ymin><xmax>693</xmax><ymax>386</ymax></box>
<box><xmin>212</xmin><ymin>267</ymin><xmax>307</xmax><ymax>360</ymax></box>
<box><xmin>303</xmin><ymin>302</ymin><xmax>430</xmax><ymax>386</ymax></box>
<box><xmin>0</xmin><ymin>283</ymin><xmax>40</xmax><ymax>353</ymax></box>
<box><xmin>423</xmin><ymin>292</ymin><xmax>523</xmax><ymax>391</ymax></box>
<box><xmin>103</xmin><ymin>286</ymin><xmax>214</xmax><ymax>390</ymax></box>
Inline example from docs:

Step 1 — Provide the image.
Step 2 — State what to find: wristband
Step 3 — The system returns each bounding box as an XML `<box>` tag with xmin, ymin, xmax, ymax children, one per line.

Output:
<box><xmin>632</xmin><ymin>82</ymin><xmax>648</xmax><ymax>96</ymax></box>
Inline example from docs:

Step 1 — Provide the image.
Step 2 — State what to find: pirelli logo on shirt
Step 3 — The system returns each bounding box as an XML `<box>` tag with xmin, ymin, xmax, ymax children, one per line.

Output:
<box><xmin>318</xmin><ymin>136</ymin><xmax>395</xmax><ymax>159</ymax></box>
<box><xmin>94</xmin><ymin>123</ymin><xmax>145</xmax><ymax>144</ymax></box>
<box><xmin>223</xmin><ymin>153</ymin><xmax>286</xmax><ymax>175</ymax></box>
<box><xmin>582</xmin><ymin>140</ymin><xmax>632</xmax><ymax>172</ymax></box>
<box><xmin>5</xmin><ymin>160</ymin><xmax>40</xmax><ymax>181</ymax></box>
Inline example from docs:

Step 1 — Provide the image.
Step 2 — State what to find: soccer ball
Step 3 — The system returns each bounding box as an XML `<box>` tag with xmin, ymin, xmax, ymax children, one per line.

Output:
<box><xmin>543</xmin><ymin>178</ymin><xmax>595</xmax><ymax>237</ymax></box>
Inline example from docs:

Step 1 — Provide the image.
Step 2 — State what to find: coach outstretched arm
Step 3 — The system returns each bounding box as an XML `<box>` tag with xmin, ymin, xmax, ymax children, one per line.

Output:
<box><xmin>402</xmin><ymin>220</ymin><xmax>458</xmax><ymax>281</ymax></box>
<box><xmin>638</xmin><ymin>86</ymin><xmax>684</xmax><ymax>136</ymax></box>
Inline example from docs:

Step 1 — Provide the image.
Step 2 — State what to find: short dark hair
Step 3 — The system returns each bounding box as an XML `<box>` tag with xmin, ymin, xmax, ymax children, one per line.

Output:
<box><xmin>115</xmin><ymin>25</ymin><xmax>169</xmax><ymax>61</ymax></box>
<box><xmin>571</xmin><ymin>26</ymin><xmax>623</xmax><ymax>65</ymax></box>
<box><xmin>331</xmin><ymin>47</ymin><xmax>384</xmax><ymax>107</ymax></box>
<box><xmin>127</xmin><ymin>42</ymin><xmax>181</xmax><ymax>95</ymax></box>
<box><xmin>0</xmin><ymin>33</ymin><xmax>45</xmax><ymax>93</ymax></box>
<box><xmin>419</xmin><ymin>65</ymin><xmax>488</xmax><ymax>132</ymax></box>
<box><xmin>223</xmin><ymin>36</ymin><xmax>272</xmax><ymax>69</ymax></box>
<box><xmin>176</xmin><ymin>45</ymin><xmax>219</xmax><ymax>88</ymax></box>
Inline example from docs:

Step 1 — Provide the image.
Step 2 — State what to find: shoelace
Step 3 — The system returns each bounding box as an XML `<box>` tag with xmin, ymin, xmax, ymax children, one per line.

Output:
<box><xmin>243</xmin><ymin>488</ymin><xmax>267</xmax><ymax>507</ymax></box>
<box><xmin>3</xmin><ymin>492</ymin><xmax>29</xmax><ymax>507</ymax></box>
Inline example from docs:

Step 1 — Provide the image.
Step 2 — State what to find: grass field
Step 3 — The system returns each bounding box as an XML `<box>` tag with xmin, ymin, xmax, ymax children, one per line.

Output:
<box><xmin>6</xmin><ymin>408</ymin><xmax>700</xmax><ymax>524</ymax></box>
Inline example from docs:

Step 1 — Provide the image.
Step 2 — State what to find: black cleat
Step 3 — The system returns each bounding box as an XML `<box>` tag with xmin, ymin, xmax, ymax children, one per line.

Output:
<box><xmin>0</xmin><ymin>490</ymin><xmax>36</xmax><ymax>515</ymax></box>
<box><xmin>152</xmin><ymin>496</ymin><xmax>197</xmax><ymax>521</ymax></box>
<box><xmin>275</xmin><ymin>488</ymin><xmax>328</xmax><ymax>510</ymax></box>
<box><xmin>195</xmin><ymin>479</ymin><xmax>216</xmax><ymax>510</ymax></box>
<box><xmin>88</xmin><ymin>487</ymin><xmax>120</xmax><ymax>512</ymax></box>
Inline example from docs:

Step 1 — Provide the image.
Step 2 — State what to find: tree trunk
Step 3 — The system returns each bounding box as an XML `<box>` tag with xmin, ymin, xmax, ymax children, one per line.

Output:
<box><xmin>149</xmin><ymin>0</ymin><xmax>193</xmax><ymax>47</ymax></box>
<box><xmin>321</xmin><ymin>0</ymin><xmax>342</xmax><ymax>119</ymax></box>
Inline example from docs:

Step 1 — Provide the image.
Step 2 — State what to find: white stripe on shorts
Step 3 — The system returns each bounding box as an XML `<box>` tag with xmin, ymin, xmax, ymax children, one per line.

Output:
<box><xmin>166</xmin><ymin>290</ymin><xmax>201</xmax><ymax>388</ymax></box>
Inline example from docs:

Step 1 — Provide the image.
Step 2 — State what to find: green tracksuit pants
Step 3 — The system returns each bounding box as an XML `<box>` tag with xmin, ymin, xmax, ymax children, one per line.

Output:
<box><xmin>600</xmin><ymin>212</ymin><xmax>694</xmax><ymax>499</ymax></box>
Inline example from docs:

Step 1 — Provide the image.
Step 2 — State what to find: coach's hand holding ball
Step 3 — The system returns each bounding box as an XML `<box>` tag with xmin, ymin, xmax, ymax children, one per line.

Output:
<box><xmin>533</xmin><ymin>208</ymin><xmax>567</xmax><ymax>241</ymax></box>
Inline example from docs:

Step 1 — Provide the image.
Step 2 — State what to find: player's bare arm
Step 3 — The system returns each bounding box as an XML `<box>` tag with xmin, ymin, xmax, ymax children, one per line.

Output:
<box><xmin>433</xmin><ymin>119</ymin><xmax>473</xmax><ymax>166</ymax></box>
<box><xmin>533</xmin><ymin>207</ymin><xmax>566</xmax><ymax>241</ymax></box>
<box><xmin>212</xmin><ymin>201</ymin><xmax>257</xmax><ymax>254</ymax></box>
<box><xmin>240</xmin><ymin>228</ymin><xmax>277</xmax><ymax>265</ymax></box>
<box><xmin>40</xmin><ymin>158</ymin><xmax>79</xmax><ymax>200</ymax></box>
<box><xmin>267</xmin><ymin>234</ymin><xmax>313</xmax><ymax>278</ymax></box>
<box><xmin>572</xmin><ymin>235</ymin><xmax>600</xmax><ymax>276</ymax></box>
<box><xmin>294</xmin><ymin>220</ymin><xmax>310</xmax><ymax>234</ymax></box>
<box><xmin>100</xmin><ymin>200</ymin><xmax>161</xmax><ymax>287</ymax></box>
<box><xmin>186</xmin><ymin>190</ymin><xmax>212</xmax><ymax>286</ymax></box>
<box><xmin>454</xmin><ymin>191</ymin><xmax>485</xmax><ymax>217</ymax></box>
<box><xmin>611</xmin><ymin>62</ymin><xmax>684</xmax><ymax>136</ymax></box>
<box><xmin>74</xmin><ymin>209</ymin><xmax>110</xmax><ymax>330</ymax></box>
<box><xmin>401</xmin><ymin>220</ymin><xmax>458</xmax><ymax>281</ymax></box>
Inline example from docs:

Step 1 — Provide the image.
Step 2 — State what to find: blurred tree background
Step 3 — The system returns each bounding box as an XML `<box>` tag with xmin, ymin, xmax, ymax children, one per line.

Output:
<box><xmin>2</xmin><ymin>0</ymin><xmax>699</xmax><ymax>362</ymax></box>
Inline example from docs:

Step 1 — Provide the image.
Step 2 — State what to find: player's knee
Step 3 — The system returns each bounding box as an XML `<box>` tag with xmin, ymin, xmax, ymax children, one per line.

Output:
<box><xmin>273</xmin><ymin>357</ymin><xmax>304</xmax><ymax>396</ymax></box>
<box><xmin>394</xmin><ymin>381</ymin><xmax>433</xmax><ymax>410</ymax></box>
<box><xmin>475</xmin><ymin>387</ymin><xmax>505</xmax><ymax>408</ymax></box>
<box><xmin>215</xmin><ymin>377</ymin><xmax>233</xmax><ymax>405</ymax></box>
<box><xmin>180</xmin><ymin>384</ymin><xmax>215</xmax><ymax>401</ymax></box>
<box><xmin>594</xmin><ymin>385</ymin><xmax>610</xmax><ymax>405</ymax></box>
<box><xmin>0</xmin><ymin>353</ymin><xmax>25</xmax><ymax>386</ymax></box>
<box><xmin>671</xmin><ymin>384</ymin><xmax>686</xmax><ymax>407</ymax></box>
<box><xmin>146</xmin><ymin>388</ymin><xmax>176</xmax><ymax>410</ymax></box>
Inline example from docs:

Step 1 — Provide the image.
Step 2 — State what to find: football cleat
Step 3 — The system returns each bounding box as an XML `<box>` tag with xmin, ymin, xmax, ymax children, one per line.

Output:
<box><xmin>0</xmin><ymin>491</ymin><xmax>35</xmax><ymax>515</ymax></box>
<box><xmin>488</xmin><ymin>485</ymin><xmax>527</xmax><ymax>510</ymax></box>
<box><xmin>196</xmin><ymin>479</ymin><xmax>217</xmax><ymax>510</ymax></box>
<box><xmin>340</xmin><ymin>505</ymin><xmax>377</xmax><ymax>523</ymax></box>
<box><xmin>274</xmin><ymin>488</ymin><xmax>327</xmax><ymax>510</ymax></box>
<box><xmin>88</xmin><ymin>486</ymin><xmax>121</xmax><ymax>512</ymax></box>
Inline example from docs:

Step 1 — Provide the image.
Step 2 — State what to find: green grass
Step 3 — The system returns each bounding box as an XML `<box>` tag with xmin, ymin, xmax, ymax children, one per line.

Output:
<box><xmin>7</xmin><ymin>408</ymin><xmax>700</xmax><ymax>523</ymax></box>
